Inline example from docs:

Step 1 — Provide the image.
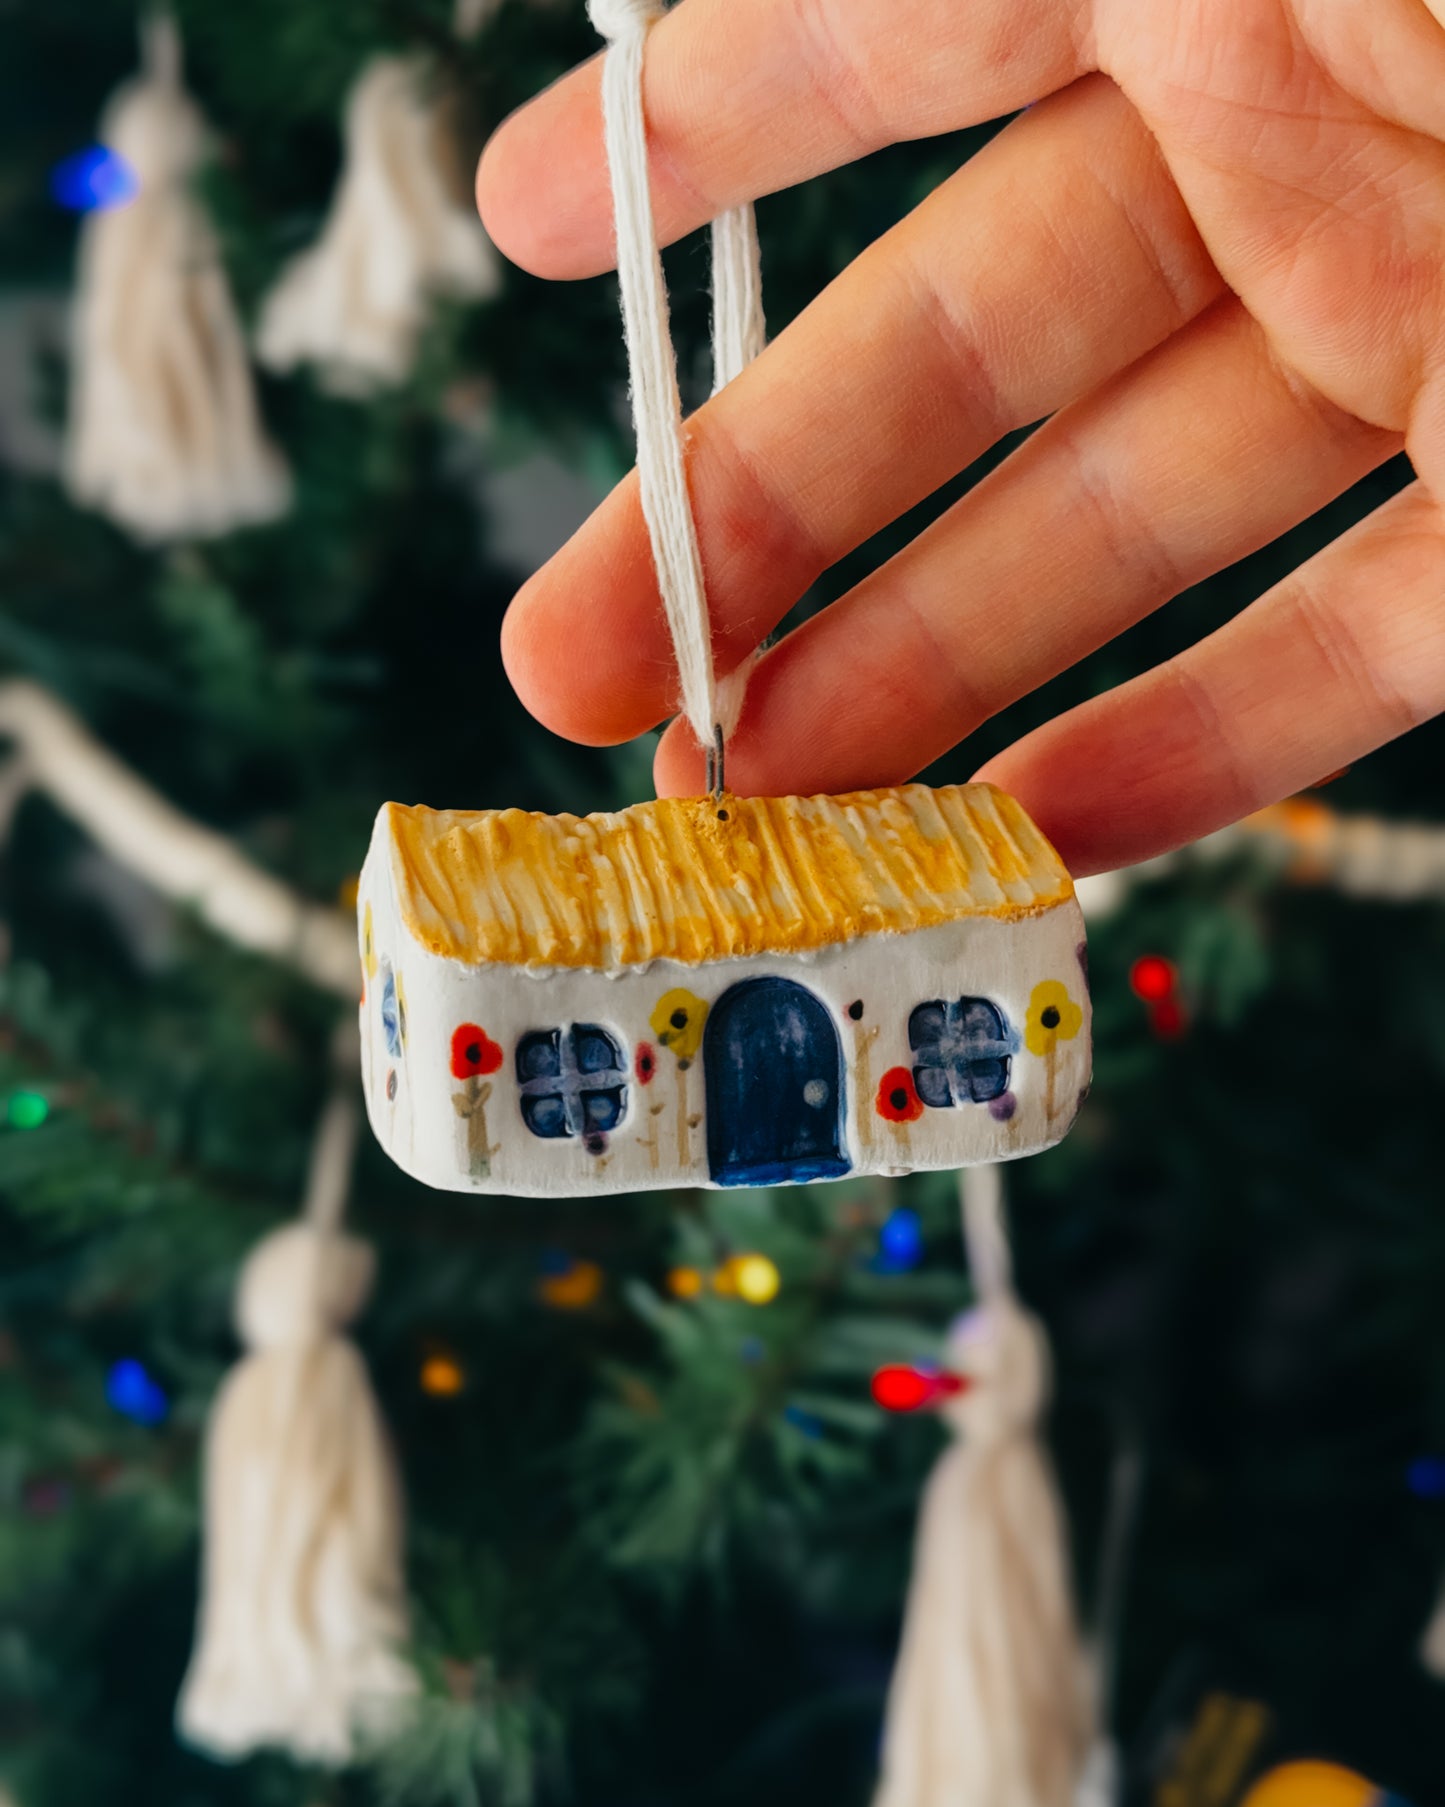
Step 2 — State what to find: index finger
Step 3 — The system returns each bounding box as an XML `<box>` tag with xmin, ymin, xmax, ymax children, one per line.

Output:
<box><xmin>476</xmin><ymin>0</ymin><xmax>1092</xmax><ymax>279</ymax></box>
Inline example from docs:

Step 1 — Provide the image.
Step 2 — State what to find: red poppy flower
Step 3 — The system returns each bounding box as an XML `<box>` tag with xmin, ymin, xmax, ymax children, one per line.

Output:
<box><xmin>451</xmin><ymin>1024</ymin><xmax>503</xmax><ymax>1080</ymax></box>
<box><xmin>635</xmin><ymin>1041</ymin><xmax>657</xmax><ymax>1085</ymax></box>
<box><xmin>876</xmin><ymin>1067</ymin><xmax>923</xmax><ymax>1124</ymax></box>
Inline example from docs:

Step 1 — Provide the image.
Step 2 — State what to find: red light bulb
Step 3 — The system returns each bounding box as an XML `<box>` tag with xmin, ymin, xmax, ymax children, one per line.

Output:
<box><xmin>1129</xmin><ymin>954</ymin><xmax>1177</xmax><ymax>1002</ymax></box>
<box><xmin>1150</xmin><ymin>997</ymin><xmax>1187</xmax><ymax>1040</ymax></box>
<box><xmin>872</xmin><ymin>1366</ymin><xmax>931</xmax><ymax>1411</ymax></box>
<box><xmin>871</xmin><ymin>1365</ymin><xmax>969</xmax><ymax>1413</ymax></box>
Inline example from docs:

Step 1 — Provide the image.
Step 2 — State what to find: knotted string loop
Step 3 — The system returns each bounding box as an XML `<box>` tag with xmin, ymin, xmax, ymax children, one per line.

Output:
<box><xmin>588</xmin><ymin>0</ymin><xmax>665</xmax><ymax>34</ymax></box>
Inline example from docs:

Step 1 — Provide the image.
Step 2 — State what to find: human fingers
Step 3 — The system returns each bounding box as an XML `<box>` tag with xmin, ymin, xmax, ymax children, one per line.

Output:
<box><xmin>477</xmin><ymin>0</ymin><xmax>1092</xmax><ymax>280</ymax></box>
<box><xmin>1098</xmin><ymin>2</ymin><xmax>1445</xmax><ymax>501</ymax></box>
<box><xmin>652</xmin><ymin>299</ymin><xmax>1397</xmax><ymax>796</ymax></box>
<box><xmin>977</xmin><ymin>480</ymin><xmax>1442</xmax><ymax>876</ymax></box>
<box><xmin>502</xmin><ymin>76</ymin><xmax>1219</xmax><ymax>745</ymax></box>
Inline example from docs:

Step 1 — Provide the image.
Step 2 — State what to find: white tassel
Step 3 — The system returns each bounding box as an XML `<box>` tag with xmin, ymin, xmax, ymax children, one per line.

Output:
<box><xmin>257</xmin><ymin>55</ymin><xmax>500</xmax><ymax>396</ymax></box>
<box><xmin>1422</xmin><ymin>1578</ymin><xmax>1445</xmax><ymax>1679</ymax></box>
<box><xmin>1074</xmin><ymin>1737</ymin><xmax>1121</xmax><ymax>1807</ymax></box>
<box><xmin>65</xmin><ymin>15</ymin><xmax>290</xmax><ymax>542</ymax></box>
<box><xmin>876</xmin><ymin>1166</ymin><xmax>1092</xmax><ymax>1807</ymax></box>
<box><xmin>178</xmin><ymin>1075</ymin><xmax>415</xmax><ymax>1764</ymax></box>
<box><xmin>875</xmin><ymin>1300</ymin><xmax>1093</xmax><ymax>1807</ymax></box>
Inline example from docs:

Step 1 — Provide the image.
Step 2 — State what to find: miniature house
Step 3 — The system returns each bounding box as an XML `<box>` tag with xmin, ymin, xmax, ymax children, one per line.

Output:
<box><xmin>357</xmin><ymin>783</ymin><xmax>1090</xmax><ymax>1197</ymax></box>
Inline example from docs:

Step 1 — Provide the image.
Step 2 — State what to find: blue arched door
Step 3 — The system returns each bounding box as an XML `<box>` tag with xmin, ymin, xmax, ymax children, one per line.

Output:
<box><xmin>704</xmin><ymin>978</ymin><xmax>850</xmax><ymax>1186</ymax></box>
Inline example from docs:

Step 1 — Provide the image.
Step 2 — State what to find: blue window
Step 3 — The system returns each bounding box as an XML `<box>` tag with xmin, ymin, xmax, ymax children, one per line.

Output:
<box><xmin>908</xmin><ymin>999</ymin><xmax>1011</xmax><ymax>1106</ymax></box>
<box><xmin>379</xmin><ymin>963</ymin><xmax>404</xmax><ymax>1058</ymax></box>
<box><xmin>517</xmin><ymin>1025</ymin><xmax>629</xmax><ymax>1140</ymax></box>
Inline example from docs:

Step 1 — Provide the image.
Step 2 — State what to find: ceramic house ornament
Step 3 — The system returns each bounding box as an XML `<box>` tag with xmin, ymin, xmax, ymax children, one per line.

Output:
<box><xmin>358</xmin><ymin>784</ymin><xmax>1089</xmax><ymax>1197</ymax></box>
<box><xmin>358</xmin><ymin>5</ymin><xmax>1090</xmax><ymax>1197</ymax></box>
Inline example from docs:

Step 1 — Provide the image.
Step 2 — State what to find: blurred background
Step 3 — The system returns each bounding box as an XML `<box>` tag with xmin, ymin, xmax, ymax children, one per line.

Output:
<box><xmin>2</xmin><ymin>2</ymin><xmax>1444</xmax><ymax>1804</ymax></box>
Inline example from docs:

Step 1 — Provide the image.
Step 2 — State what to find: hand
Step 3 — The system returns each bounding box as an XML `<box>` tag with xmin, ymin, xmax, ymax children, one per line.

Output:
<box><xmin>477</xmin><ymin>0</ymin><xmax>1445</xmax><ymax>874</ymax></box>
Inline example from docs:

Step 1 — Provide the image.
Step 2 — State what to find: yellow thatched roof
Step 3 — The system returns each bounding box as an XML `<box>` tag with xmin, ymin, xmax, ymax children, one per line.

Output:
<box><xmin>377</xmin><ymin>783</ymin><xmax>1074</xmax><ymax>971</ymax></box>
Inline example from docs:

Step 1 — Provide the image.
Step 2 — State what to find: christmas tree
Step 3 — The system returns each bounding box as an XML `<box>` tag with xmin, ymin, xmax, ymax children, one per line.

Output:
<box><xmin>2</xmin><ymin>2</ymin><xmax>1444</xmax><ymax>1804</ymax></box>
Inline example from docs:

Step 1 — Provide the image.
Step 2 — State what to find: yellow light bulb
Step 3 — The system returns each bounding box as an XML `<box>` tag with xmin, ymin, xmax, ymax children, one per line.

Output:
<box><xmin>421</xmin><ymin>1354</ymin><xmax>465</xmax><ymax>1396</ymax></box>
<box><xmin>730</xmin><ymin>1254</ymin><xmax>781</xmax><ymax>1306</ymax></box>
<box><xmin>539</xmin><ymin>1259</ymin><xmax>605</xmax><ymax>1310</ymax></box>
<box><xmin>1241</xmin><ymin>1762</ymin><xmax>1379</xmax><ymax>1807</ymax></box>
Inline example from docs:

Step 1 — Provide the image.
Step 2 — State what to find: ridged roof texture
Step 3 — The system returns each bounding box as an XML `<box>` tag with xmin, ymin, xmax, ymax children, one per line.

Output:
<box><xmin>377</xmin><ymin>783</ymin><xmax>1075</xmax><ymax>971</ymax></box>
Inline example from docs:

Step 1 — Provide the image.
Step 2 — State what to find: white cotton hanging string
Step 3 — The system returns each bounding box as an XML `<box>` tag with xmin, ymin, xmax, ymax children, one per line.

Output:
<box><xmin>178</xmin><ymin>1023</ymin><xmax>416</xmax><ymax>1766</ymax></box>
<box><xmin>452</xmin><ymin>0</ymin><xmax>495</xmax><ymax>36</ymax></box>
<box><xmin>590</xmin><ymin>0</ymin><xmax>714</xmax><ymax>751</ymax></box>
<box><xmin>874</xmin><ymin>1164</ymin><xmax>1092</xmax><ymax>1807</ymax></box>
<box><xmin>142</xmin><ymin>7</ymin><xmax>180</xmax><ymax>85</ymax></box>
<box><xmin>65</xmin><ymin>10</ymin><xmax>291</xmax><ymax>541</ymax></box>
<box><xmin>590</xmin><ymin>0</ymin><xmax>766</xmax><ymax>760</ymax></box>
<box><xmin>1422</xmin><ymin>1579</ymin><xmax>1445</xmax><ymax>1680</ymax></box>
<box><xmin>707</xmin><ymin>201</ymin><xmax>766</xmax><ymax>738</ymax></box>
<box><xmin>710</xmin><ymin>205</ymin><xmax>765</xmax><ymax>393</ymax></box>
<box><xmin>960</xmin><ymin>1155</ymin><xmax>1013</xmax><ymax>1302</ymax></box>
<box><xmin>1076</xmin><ymin>1429</ymin><xmax>1144</xmax><ymax>1806</ymax></box>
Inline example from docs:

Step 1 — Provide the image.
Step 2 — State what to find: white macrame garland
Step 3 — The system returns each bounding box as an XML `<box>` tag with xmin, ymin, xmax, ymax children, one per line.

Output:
<box><xmin>178</xmin><ymin>1034</ymin><xmax>416</xmax><ymax>1765</ymax></box>
<box><xmin>257</xmin><ymin>54</ymin><xmax>500</xmax><ymax>396</ymax></box>
<box><xmin>0</xmin><ymin>680</ymin><xmax>356</xmax><ymax>999</ymax></box>
<box><xmin>589</xmin><ymin>0</ymin><xmax>766</xmax><ymax>753</ymax></box>
<box><xmin>875</xmin><ymin>1166</ymin><xmax>1094</xmax><ymax>1807</ymax></box>
<box><xmin>65</xmin><ymin>15</ymin><xmax>291</xmax><ymax>542</ymax></box>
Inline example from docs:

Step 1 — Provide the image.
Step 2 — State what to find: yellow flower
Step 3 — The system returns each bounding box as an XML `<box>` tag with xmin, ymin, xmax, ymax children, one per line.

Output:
<box><xmin>1025</xmin><ymin>979</ymin><xmax>1083</xmax><ymax>1056</ymax></box>
<box><xmin>650</xmin><ymin>988</ymin><xmax>709</xmax><ymax>1062</ymax></box>
<box><xmin>362</xmin><ymin>901</ymin><xmax>378</xmax><ymax>979</ymax></box>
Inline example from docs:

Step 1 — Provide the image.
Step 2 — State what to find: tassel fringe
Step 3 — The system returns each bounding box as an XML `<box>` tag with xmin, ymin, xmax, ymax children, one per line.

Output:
<box><xmin>178</xmin><ymin>1223</ymin><xmax>415</xmax><ymax>1765</ymax></box>
<box><xmin>875</xmin><ymin>1300</ymin><xmax>1092</xmax><ymax>1807</ymax></box>
<box><xmin>257</xmin><ymin>55</ymin><xmax>500</xmax><ymax>394</ymax></box>
<box><xmin>65</xmin><ymin>18</ymin><xmax>290</xmax><ymax>541</ymax></box>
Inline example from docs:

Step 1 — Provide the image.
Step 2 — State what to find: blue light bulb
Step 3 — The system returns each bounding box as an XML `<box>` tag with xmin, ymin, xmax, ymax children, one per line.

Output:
<box><xmin>877</xmin><ymin>1206</ymin><xmax>924</xmax><ymax>1272</ymax></box>
<box><xmin>1407</xmin><ymin>1455</ymin><xmax>1445</xmax><ymax>1500</ymax></box>
<box><xmin>106</xmin><ymin>1358</ymin><xmax>168</xmax><ymax>1427</ymax></box>
<box><xmin>51</xmin><ymin>145</ymin><xmax>139</xmax><ymax>214</ymax></box>
<box><xmin>783</xmin><ymin>1402</ymin><xmax>823</xmax><ymax>1440</ymax></box>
